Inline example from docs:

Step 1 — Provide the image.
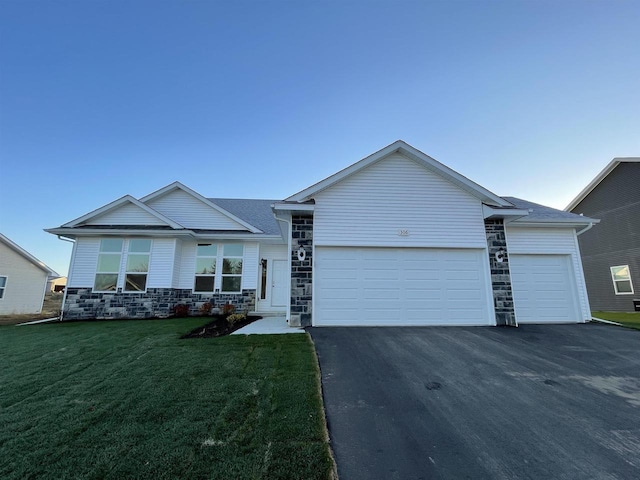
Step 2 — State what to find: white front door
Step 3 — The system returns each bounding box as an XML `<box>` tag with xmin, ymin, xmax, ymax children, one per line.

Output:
<box><xmin>270</xmin><ymin>260</ymin><xmax>288</xmax><ymax>307</ymax></box>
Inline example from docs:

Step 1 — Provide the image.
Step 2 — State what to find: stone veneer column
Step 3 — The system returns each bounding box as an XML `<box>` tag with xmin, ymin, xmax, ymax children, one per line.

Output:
<box><xmin>290</xmin><ymin>215</ymin><xmax>313</xmax><ymax>327</ymax></box>
<box><xmin>484</xmin><ymin>219</ymin><xmax>517</xmax><ymax>326</ymax></box>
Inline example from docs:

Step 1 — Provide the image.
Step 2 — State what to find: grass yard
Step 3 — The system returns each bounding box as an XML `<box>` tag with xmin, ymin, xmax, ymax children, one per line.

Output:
<box><xmin>0</xmin><ymin>318</ymin><xmax>336</xmax><ymax>479</ymax></box>
<box><xmin>593</xmin><ymin>311</ymin><xmax>640</xmax><ymax>330</ymax></box>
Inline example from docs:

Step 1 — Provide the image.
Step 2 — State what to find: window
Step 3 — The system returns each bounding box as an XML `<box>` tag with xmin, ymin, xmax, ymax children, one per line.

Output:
<box><xmin>195</xmin><ymin>244</ymin><xmax>217</xmax><ymax>292</ymax></box>
<box><xmin>124</xmin><ymin>239</ymin><xmax>151</xmax><ymax>292</ymax></box>
<box><xmin>95</xmin><ymin>239</ymin><xmax>123</xmax><ymax>291</ymax></box>
<box><xmin>0</xmin><ymin>276</ymin><xmax>6</xmax><ymax>299</ymax></box>
<box><xmin>222</xmin><ymin>244</ymin><xmax>243</xmax><ymax>293</ymax></box>
<box><xmin>94</xmin><ymin>239</ymin><xmax>152</xmax><ymax>292</ymax></box>
<box><xmin>193</xmin><ymin>243</ymin><xmax>244</xmax><ymax>293</ymax></box>
<box><xmin>611</xmin><ymin>265</ymin><xmax>634</xmax><ymax>295</ymax></box>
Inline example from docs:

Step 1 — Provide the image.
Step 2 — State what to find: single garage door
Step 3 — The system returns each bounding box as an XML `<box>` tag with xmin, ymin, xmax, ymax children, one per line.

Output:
<box><xmin>314</xmin><ymin>247</ymin><xmax>493</xmax><ymax>326</ymax></box>
<box><xmin>510</xmin><ymin>254</ymin><xmax>580</xmax><ymax>323</ymax></box>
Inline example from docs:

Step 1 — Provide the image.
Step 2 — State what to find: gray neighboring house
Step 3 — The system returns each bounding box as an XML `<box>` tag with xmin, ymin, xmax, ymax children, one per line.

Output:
<box><xmin>566</xmin><ymin>158</ymin><xmax>640</xmax><ymax>312</ymax></box>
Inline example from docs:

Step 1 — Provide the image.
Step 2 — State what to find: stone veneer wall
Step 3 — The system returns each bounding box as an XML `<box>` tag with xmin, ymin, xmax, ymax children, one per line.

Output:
<box><xmin>484</xmin><ymin>219</ymin><xmax>516</xmax><ymax>326</ymax></box>
<box><xmin>63</xmin><ymin>288</ymin><xmax>256</xmax><ymax>320</ymax></box>
<box><xmin>290</xmin><ymin>215</ymin><xmax>313</xmax><ymax>327</ymax></box>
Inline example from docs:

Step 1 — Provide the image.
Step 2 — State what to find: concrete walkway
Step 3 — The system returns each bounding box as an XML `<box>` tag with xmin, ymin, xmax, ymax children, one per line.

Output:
<box><xmin>231</xmin><ymin>316</ymin><xmax>304</xmax><ymax>335</ymax></box>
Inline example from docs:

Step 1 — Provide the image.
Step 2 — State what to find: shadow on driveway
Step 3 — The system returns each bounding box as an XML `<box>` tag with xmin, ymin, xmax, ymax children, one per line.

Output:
<box><xmin>309</xmin><ymin>324</ymin><xmax>640</xmax><ymax>480</ymax></box>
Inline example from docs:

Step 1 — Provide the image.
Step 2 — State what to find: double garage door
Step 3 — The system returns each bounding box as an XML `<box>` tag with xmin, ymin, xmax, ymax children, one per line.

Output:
<box><xmin>314</xmin><ymin>248</ymin><xmax>583</xmax><ymax>326</ymax></box>
<box><xmin>314</xmin><ymin>247</ymin><xmax>493</xmax><ymax>326</ymax></box>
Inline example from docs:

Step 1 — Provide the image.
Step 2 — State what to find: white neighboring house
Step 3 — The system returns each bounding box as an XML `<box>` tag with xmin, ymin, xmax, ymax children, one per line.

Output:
<box><xmin>0</xmin><ymin>234</ymin><xmax>60</xmax><ymax>315</ymax></box>
<box><xmin>46</xmin><ymin>141</ymin><xmax>597</xmax><ymax>326</ymax></box>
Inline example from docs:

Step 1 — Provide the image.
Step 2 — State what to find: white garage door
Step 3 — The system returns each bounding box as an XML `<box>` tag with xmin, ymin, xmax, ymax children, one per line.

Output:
<box><xmin>314</xmin><ymin>247</ymin><xmax>493</xmax><ymax>326</ymax></box>
<box><xmin>510</xmin><ymin>254</ymin><xmax>580</xmax><ymax>323</ymax></box>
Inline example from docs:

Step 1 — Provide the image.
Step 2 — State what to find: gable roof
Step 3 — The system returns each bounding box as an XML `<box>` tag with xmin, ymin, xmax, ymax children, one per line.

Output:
<box><xmin>565</xmin><ymin>158</ymin><xmax>640</xmax><ymax>211</ymax></box>
<box><xmin>61</xmin><ymin>195</ymin><xmax>184</xmax><ymax>229</ymax></box>
<box><xmin>505</xmin><ymin>197</ymin><xmax>599</xmax><ymax>225</ymax></box>
<box><xmin>286</xmin><ymin>140</ymin><xmax>514</xmax><ymax>208</ymax></box>
<box><xmin>140</xmin><ymin>182</ymin><xmax>262</xmax><ymax>233</ymax></box>
<box><xmin>0</xmin><ymin>233</ymin><xmax>59</xmax><ymax>277</ymax></box>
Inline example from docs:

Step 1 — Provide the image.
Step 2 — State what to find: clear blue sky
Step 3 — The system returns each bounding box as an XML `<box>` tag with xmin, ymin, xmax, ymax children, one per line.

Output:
<box><xmin>1</xmin><ymin>0</ymin><xmax>638</xmax><ymax>276</ymax></box>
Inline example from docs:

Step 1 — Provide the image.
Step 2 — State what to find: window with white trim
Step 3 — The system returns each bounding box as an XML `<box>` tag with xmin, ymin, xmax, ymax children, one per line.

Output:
<box><xmin>194</xmin><ymin>244</ymin><xmax>217</xmax><ymax>293</ymax></box>
<box><xmin>95</xmin><ymin>239</ymin><xmax>123</xmax><ymax>292</ymax></box>
<box><xmin>610</xmin><ymin>265</ymin><xmax>634</xmax><ymax>295</ymax></box>
<box><xmin>94</xmin><ymin>239</ymin><xmax>152</xmax><ymax>292</ymax></box>
<box><xmin>193</xmin><ymin>243</ymin><xmax>243</xmax><ymax>293</ymax></box>
<box><xmin>222</xmin><ymin>244</ymin><xmax>243</xmax><ymax>293</ymax></box>
<box><xmin>0</xmin><ymin>276</ymin><xmax>7</xmax><ymax>299</ymax></box>
<box><xmin>124</xmin><ymin>239</ymin><xmax>152</xmax><ymax>292</ymax></box>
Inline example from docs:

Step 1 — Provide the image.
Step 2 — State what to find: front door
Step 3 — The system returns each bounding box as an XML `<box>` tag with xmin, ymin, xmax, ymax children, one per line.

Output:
<box><xmin>270</xmin><ymin>260</ymin><xmax>288</xmax><ymax>307</ymax></box>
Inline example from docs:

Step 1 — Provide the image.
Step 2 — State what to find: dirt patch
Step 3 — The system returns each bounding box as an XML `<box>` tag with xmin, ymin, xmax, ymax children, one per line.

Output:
<box><xmin>181</xmin><ymin>315</ymin><xmax>262</xmax><ymax>338</ymax></box>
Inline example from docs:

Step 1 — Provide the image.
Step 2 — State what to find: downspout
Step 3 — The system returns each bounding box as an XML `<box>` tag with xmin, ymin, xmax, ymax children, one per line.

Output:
<box><xmin>576</xmin><ymin>222</ymin><xmax>594</xmax><ymax>236</ymax></box>
<box><xmin>272</xmin><ymin>212</ymin><xmax>292</xmax><ymax>323</ymax></box>
<box><xmin>57</xmin><ymin>236</ymin><xmax>76</xmax><ymax>321</ymax></box>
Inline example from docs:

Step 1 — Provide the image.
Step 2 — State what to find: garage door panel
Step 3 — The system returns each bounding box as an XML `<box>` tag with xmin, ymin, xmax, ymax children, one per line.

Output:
<box><xmin>315</xmin><ymin>247</ymin><xmax>492</xmax><ymax>326</ymax></box>
<box><xmin>510</xmin><ymin>254</ymin><xmax>579</xmax><ymax>323</ymax></box>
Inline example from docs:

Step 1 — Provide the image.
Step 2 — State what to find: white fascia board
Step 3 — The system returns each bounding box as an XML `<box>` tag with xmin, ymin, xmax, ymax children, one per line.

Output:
<box><xmin>285</xmin><ymin>140</ymin><xmax>513</xmax><ymax>207</ymax></box>
<box><xmin>61</xmin><ymin>195</ymin><xmax>184</xmax><ymax>229</ymax></box>
<box><xmin>565</xmin><ymin>158</ymin><xmax>640</xmax><ymax>211</ymax></box>
<box><xmin>0</xmin><ymin>233</ymin><xmax>59</xmax><ymax>276</ymax></box>
<box><xmin>45</xmin><ymin>228</ymin><xmax>282</xmax><ymax>242</ymax></box>
<box><xmin>482</xmin><ymin>205</ymin><xmax>530</xmax><ymax>220</ymax></box>
<box><xmin>139</xmin><ymin>181</ymin><xmax>262</xmax><ymax>233</ymax></box>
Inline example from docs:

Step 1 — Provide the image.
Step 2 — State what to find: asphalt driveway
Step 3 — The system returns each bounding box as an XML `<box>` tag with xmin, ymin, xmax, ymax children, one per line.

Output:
<box><xmin>309</xmin><ymin>324</ymin><xmax>640</xmax><ymax>480</ymax></box>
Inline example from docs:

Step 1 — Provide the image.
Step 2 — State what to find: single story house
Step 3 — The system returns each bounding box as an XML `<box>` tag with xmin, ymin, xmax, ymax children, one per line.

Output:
<box><xmin>0</xmin><ymin>233</ymin><xmax>60</xmax><ymax>315</ymax></box>
<box><xmin>47</xmin><ymin>141</ymin><xmax>597</xmax><ymax>326</ymax></box>
<box><xmin>566</xmin><ymin>157</ymin><xmax>639</xmax><ymax>312</ymax></box>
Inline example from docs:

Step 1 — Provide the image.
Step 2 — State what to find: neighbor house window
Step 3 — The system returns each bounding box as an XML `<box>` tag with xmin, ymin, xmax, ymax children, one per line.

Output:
<box><xmin>194</xmin><ymin>244</ymin><xmax>217</xmax><ymax>292</ymax></box>
<box><xmin>94</xmin><ymin>239</ymin><xmax>123</xmax><ymax>291</ymax></box>
<box><xmin>124</xmin><ymin>239</ymin><xmax>152</xmax><ymax>292</ymax></box>
<box><xmin>611</xmin><ymin>265</ymin><xmax>634</xmax><ymax>295</ymax></box>
<box><xmin>193</xmin><ymin>243</ymin><xmax>244</xmax><ymax>293</ymax></box>
<box><xmin>222</xmin><ymin>244</ymin><xmax>243</xmax><ymax>293</ymax></box>
<box><xmin>0</xmin><ymin>276</ymin><xmax>7</xmax><ymax>299</ymax></box>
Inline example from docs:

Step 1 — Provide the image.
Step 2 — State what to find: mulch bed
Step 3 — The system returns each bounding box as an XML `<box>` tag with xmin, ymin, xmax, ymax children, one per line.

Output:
<box><xmin>180</xmin><ymin>315</ymin><xmax>262</xmax><ymax>339</ymax></box>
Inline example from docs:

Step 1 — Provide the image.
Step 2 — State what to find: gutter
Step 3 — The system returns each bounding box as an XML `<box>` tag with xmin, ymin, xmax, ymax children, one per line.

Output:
<box><xmin>576</xmin><ymin>222</ymin><xmax>595</xmax><ymax>236</ymax></box>
<box><xmin>57</xmin><ymin>235</ymin><xmax>76</xmax><ymax>321</ymax></box>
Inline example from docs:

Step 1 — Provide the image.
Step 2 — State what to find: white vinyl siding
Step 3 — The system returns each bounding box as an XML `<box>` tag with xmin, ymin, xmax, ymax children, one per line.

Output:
<box><xmin>259</xmin><ymin>244</ymin><xmax>288</xmax><ymax>259</ymax></box>
<box><xmin>242</xmin><ymin>243</ymin><xmax>259</xmax><ymax>291</ymax></box>
<box><xmin>145</xmin><ymin>189</ymin><xmax>247</xmax><ymax>230</ymax></box>
<box><xmin>314</xmin><ymin>247</ymin><xmax>493</xmax><ymax>326</ymax></box>
<box><xmin>147</xmin><ymin>238</ymin><xmax>176</xmax><ymax>288</ymax></box>
<box><xmin>171</xmin><ymin>239</ymin><xmax>183</xmax><ymax>289</ymax></box>
<box><xmin>313</xmin><ymin>153</ymin><xmax>487</xmax><ymax>248</ymax></box>
<box><xmin>68</xmin><ymin>237</ymin><xmax>101</xmax><ymax>287</ymax></box>
<box><xmin>84</xmin><ymin>203</ymin><xmax>168</xmax><ymax>226</ymax></box>
<box><xmin>0</xmin><ymin>242</ymin><xmax>49</xmax><ymax>315</ymax></box>
<box><xmin>506</xmin><ymin>226</ymin><xmax>591</xmax><ymax>321</ymax></box>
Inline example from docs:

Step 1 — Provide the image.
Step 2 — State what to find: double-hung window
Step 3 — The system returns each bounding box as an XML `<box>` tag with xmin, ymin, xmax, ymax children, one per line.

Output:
<box><xmin>194</xmin><ymin>243</ymin><xmax>243</xmax><ymax>293</ymax></box>
<box><xmin>195</xmin><ymin>244</ymin><xmax>217</xmax><ymax>293</ymax></box>
<box><xmin>94</xmin><ymin>239</ymin><xmax>152</xmax><ymax>292</ymax></box>
<box><xmin>95</xmin><ymin>239</ymin><xmax>123</xmax><ymax>291</ymax></box>
<box><xmin>0</xmin><ymin>276</ymin><xmax>7</xmax><ymax>299</ymax></box>
<box><xmin>610</xmin><ymin>265</ymin><xmax>634</xmax><ymax>295</ymax></box>
<box><xmin>124</xmin><ymin>239</ymin><xmax>152</xmax><ymax>292</ymax></box>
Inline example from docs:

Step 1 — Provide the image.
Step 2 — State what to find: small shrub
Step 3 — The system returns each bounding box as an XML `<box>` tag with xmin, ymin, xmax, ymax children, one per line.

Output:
<box><xmin>226</xmin><ymin>313</ymin><xmax>247</xmax><ymax>326</ymax></box>
<box><xmin>199</xmin><ymin>302</ymin><xmax>213</xmax><ymax>315</ymax></box>
<box><xmin>222</xmin><ymin>303</ymin><xmax>236</xmax><ymax>316</ymax></box>
<box><xmin>173</xmin><ymin>304</ymin><xmax>190</xmax><ymax>317</ymax></box>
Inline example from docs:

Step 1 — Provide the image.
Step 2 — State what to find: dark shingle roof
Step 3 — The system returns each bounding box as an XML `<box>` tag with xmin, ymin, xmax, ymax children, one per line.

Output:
<box><xmin>208</xmin><ymin>198</ymin><xmax>281</xmax><ymax>235</ymax></box>
<box><xmin>503</xmin><ymin>197</ymin><xmax>598</xmax><ymax>223</ymax></box>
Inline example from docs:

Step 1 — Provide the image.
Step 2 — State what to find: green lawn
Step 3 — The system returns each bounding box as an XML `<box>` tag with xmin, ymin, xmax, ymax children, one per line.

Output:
<box><xmin>0</xmin><ymin>318</ymin><xmax>335</xmax><ymax>479</ymax></box>
<box><xmin>592</xmin><ymin>311</ymin><xmax>640</xmax><ymax>330</ymax></box>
